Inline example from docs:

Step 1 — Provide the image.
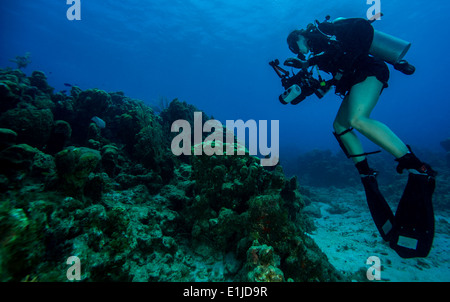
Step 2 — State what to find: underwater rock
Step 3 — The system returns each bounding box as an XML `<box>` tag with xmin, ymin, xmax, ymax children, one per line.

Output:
<box><xmin>0</xmin><ymin>174</ymin><xmax>8</xmax><ymax>192</ymax></box>
<box><xmin>87</xmin><ymin>139</ymin><xmax>102</xmax><ymax>150</ymax></box>
<box><xmin>115</xmin><ymin>171</ymin><xmax>163</xmax><ymax>194</ymax></box>
<box><xmin>303</xmin><ymin>204</ymin><xmax>322</xmax><ymax>218</ymax></box>
<box><xmin>84</xmin><ymin>172</ymin><xmax>109</xmax><ymax>203</ymax></box>
<box><xmin>32</xmin><ymin>94</ymin><xmax>55</xmax><ymax>111</ymax></box>
<box><xmin>0</xmin><ymin>107</ymin><xmax>54</xmax><ymax>149</ymax></box>
<box><xmin>108</xmin><ymin>112</ymin><xmax>139</xmax><ymax>154</ymax></box>
<box><xmin>30</xmin><ymin>150</ymin><xmax>56</xmax><ymax>178</ymax></box>
<box><xmin>247</xmin><ymin>193</ymin><xmax>291</xmax><ymax>245</ymax></box>
<box><xmin>52</xmin><ymin>95</ymin><xmax>75</xmax><ymax>123</ymax></box>
<box><xmin>0</xmin><ymin>143</ymin><xmax>40</xmax><ymax>176</ymax></box>
<box><xmin>160</xmin><ymin>184</ymin><xmax>190</xmax><ymax>211</ymax></box>
<box><xmin>191</xmin><ymin>142</ymin><xmax>269</xmax><ymax>213</ymax></box>
<box><xmin>55</xmin><ymin>146</ymin><xmax>101</xmax><ymax>198</ymax></box>
<box><xmin>0</xmin><ymin>82</ymin><xmax>20</xmax><ymax>112</ymax></box>
<box><xmin>0</xmin><ymin>128</ymin><xmax>17</xmax><ymax>151</ymax></box>
<box><xmin>209</xmin><ymin>208</ymin><xmax>243</xmax><ymax>250</ymax></box>
<box><xmin>159</xmin><ymin>99</ymin><xmax>210</xmax><ymax>164</ymax></box>
<box><xmin>245</xmin><ymin>241</ymin><xmax>284</xmax><ymax>282</ymax></box>
<box><xmin>87</xmin><ymin>121</ymin><xmax>102</xmax><ymax>142</ymax></box>
<box><xmin>293</xmin><ymin>149</ymin><xmax>358</xmax><ymax>188</ymax></box>
<box><xmin>133</xmin><ymin>122</ymin><xmax>175</xmax><ymax>184</ymax></box>
<box><xmin>0</xmin><ymin>69</ymin><xmax>29</xmax><ymax>112</ymax></box>
<box><xmin>75</xmin><ymin>89</ymin><xmax>112</xmax><ymax>118</ymax></box>
<box><xmin>101</xmin><ymin>144</ymin><xmax>119</xmax><ymax>177</ymax></box>
<box><xmin>0</xmin><ymin>205</ymin><xmax>44</xmax><ymax>281</ymax></box>
<box><xmin>160</xmin><ymin>99</ymin><xmax>202</xmax><ymax>131</ymax></box>
<box><xmin>67</xmin><ymin>89</ymin><xmax>112</xmax><ymax>145</ymax></box>
<box><xmin>29</xmin><ymin>71</ymin><xmax>53</xmax><ymax>94</ymax></box>
<box><xmin>23</xmin><ymin>85</ymin><xmax>38</xmax><ymax>100</ymax></box>
<box><xmin>0</xmin><ymin>68</ymin><xmax>346</xmax><ymax>282</ymax></box>
<box><xmin>0</xmin><ymin>143</ymin><xmax>56</xmax><ymax>184</ymax></box>
<box><xmin>280</xmin><ymin>175</ymin><xmax>305</xmax><ymax>218</ymax></box>
<box><xmin>188</xmin><ymin>140</ymin><xmax>344</xmax><ymax>281</ymax></box>
<box><xmin>45</xmin><ymin>120</ymin><xmax>72</xmax><ymax>154</ymax></box>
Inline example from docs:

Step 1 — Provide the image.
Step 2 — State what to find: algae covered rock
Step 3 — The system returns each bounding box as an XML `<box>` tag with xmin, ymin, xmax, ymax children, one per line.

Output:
<box><xmin>0</xmin><ymin>128</ymin><xmax>17</xmax><ymax>151</ymax></box>
<box><xmin>245</xmin><ymin>241</ymin><xmax>284</xmax><ymax>282</ymax></box>
<box><xmin>75</xmin><ymin>89</ymin><xmax>112</xmax><ymax>118</ymax></box>
<box><xmin>0</xmin><ymin>107</ymin><xmax>54</xmax><ymax>149</ymax></box>
<box><xmin>45</xmin><ymin>120</ymin><xmax>72</xmax><ymax>154</ymax></box>
<box><xmin>68</xmin><ymin>89</ymin><xmax>112</xmax><ymax>144</ymax></box>
<box><xmin>101</xmin><ymin>144</ymin><xmax>119</xmax><ymax>177</ymax></box>
<box><xmin>0</xmin><ymin>205</ymin><xmax>45</xmax><ymax>281</ymax></box>
<box><xmin>160</xmin><ymin>98</ymin><xmax>201</xmax><ymax>131</ymax></box>
<box><xmin>0</xmin><ymin>143</ymin><xmax>56</xmax><ymax>190</ymax></box>
<box><xmin>0</xmin><ymin>67</ymin><xmax>346</xmax><ymax>282</ymax></box>
<box><xmin>0</xmin><ymin>144</ymin><xmax>40</xmax><ymax>175</ymax></box>
<box><xmin>0</xmin><ymin>69</ymin><xmax>28</xmax><ymax>112</ymax></box>
<box><xmin>248</xmin><ymin>193</ymin><xmax>290</xmax><ymax>244</ymax></box>
<box><xmin>55</xmin><ymin>146</ymin><xmax>101</xmax><ymax>197</ymax></box>
<box><xmin>191</xmin><ymin>141</ymin><xmax>270</xmax><ymax>212</ymax></box>
<box><xmin>134</xmin><ymin>121</ymin><xmax>175</xmax><ymax>183</ymax></box>
<box><xmin>187</xmin><ymin>139</ymin><xmax>344</xmax><ymax>281</ymax></box>
<box><xmin>0</xmin><ymin>82</ymin><xmax>21</xmax><ymax>112</ymax></box>
<box><xmin>29</xmin><ymin>71</ymin><xmax>53</xmax><ymax>94</ymax></box>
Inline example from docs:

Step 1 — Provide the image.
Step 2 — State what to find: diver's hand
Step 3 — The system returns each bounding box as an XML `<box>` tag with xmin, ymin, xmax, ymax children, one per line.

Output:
<box><xmin>284</xmin><ymin>58</ymin><xmax>308</xmax><ymax>69</ymax></box>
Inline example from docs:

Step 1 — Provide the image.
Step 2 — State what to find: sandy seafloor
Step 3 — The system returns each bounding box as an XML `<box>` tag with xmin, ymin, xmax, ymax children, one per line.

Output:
<box><xmin>304</xmin><ymin>185</ymin><xmax>450</xmax><ymax>282</ymax></box>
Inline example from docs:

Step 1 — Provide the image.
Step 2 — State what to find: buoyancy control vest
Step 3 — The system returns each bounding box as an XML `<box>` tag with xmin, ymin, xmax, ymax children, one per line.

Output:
<box><xmin>306</xmin><ymin>18</ymin><xmax>412</xmax><ymax>68</ymax></box>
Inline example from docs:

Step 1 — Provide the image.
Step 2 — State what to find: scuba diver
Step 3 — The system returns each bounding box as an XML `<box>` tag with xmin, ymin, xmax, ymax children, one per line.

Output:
<box><xmin>270</xmin><ymin>16</ymin><xmax>437</xmax><ymax>258</ymax></box>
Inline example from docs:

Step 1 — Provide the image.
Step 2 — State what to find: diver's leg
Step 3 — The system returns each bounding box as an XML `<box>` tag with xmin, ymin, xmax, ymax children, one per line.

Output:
<box><xmin>333</xmin><ymin>96</ymin><xmax>367</xmax><ymax>164</ymax></box>
<box><xmin>334</xmin><ymin>80</ymin><xmax>396</xmax><ymax>242</ymax></box>
<box><xmin>343</xmin><ymin>76</ymin><xmax>410</xmax><ymax>159</ymax></box>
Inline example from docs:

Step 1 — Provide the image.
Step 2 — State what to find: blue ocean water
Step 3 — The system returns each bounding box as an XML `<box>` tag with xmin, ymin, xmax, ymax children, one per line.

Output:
<box><xmin>1</xmin><ymin>0</ymin><xmax>450</xmax><ymax>284</ymax></box>
<box><xmin>1</xmin><ymin>0</ymin><xmax>449</xmax><ymax>156</ymax></box>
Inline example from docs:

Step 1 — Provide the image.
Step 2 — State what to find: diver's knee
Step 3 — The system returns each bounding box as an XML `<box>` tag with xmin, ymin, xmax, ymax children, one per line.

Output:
<box><xmin>333</xmin><ymin>119</ymin><xmax>348</xmax><ymax>133</ymax></box>
<box><xmin>349</xmin><ymin>116</ymin><xmax>367</xmax><ymax>132</ymax></box>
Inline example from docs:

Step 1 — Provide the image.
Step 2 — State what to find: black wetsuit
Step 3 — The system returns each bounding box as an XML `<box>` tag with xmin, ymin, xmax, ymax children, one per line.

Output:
<box><xmin>305</xmin><ymin>18</ymin><xmax>390</xmax><ymax>96</ymax></box>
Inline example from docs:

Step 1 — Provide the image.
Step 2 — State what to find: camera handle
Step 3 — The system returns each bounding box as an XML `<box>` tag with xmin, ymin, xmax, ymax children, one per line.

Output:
<box><xmin>269</xmin><ymin>59</ymin><xmax>290</xmax><ymax>79</ymax></box>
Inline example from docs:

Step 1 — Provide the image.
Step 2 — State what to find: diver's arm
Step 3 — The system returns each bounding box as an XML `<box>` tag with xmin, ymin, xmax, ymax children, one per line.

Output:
<box><xmin>284</xmin><ymin>57</ymin><xmax>308</xmax><ymax>69</ymax></box>
<box><xmin>284</xmin><ymin>53</ymin><xmax>333</xmax><ymax>70</ymax></box>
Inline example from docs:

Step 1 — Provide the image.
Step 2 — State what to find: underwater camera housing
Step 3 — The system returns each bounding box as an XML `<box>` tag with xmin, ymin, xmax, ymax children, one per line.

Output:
<box><xmin>269</xmin><ymin>59</ymin><xmax>332</xmax><ymax>105</ymax></box>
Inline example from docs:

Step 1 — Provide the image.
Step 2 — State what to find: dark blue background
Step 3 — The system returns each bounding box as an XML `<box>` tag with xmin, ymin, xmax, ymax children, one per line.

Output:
<box><xmin>1</xmin><ymin>0</ymin><xmax>448</xmax><ymax>159</ymax></box>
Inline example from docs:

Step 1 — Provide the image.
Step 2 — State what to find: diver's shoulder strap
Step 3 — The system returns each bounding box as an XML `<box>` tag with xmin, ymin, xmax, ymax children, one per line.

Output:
<box><xmin>328</xmin><ymin>18</ymin><xmax>374</xmax><ymax>54</ymax></box>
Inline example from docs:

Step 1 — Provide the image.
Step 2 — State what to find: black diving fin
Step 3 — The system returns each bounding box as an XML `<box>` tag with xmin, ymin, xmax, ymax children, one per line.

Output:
<box><xmin>389</xmin><ymin>172</ymin><xmax>436</xmax><ymax>258</ymax></box>
<box><xmin>361</xmin><ymin>174</ymin><xmax>395</xmax><ymax>242</ymax></box>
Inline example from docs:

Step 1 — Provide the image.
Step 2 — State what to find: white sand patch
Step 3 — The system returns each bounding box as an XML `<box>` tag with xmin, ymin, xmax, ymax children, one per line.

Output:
<box><xmin>306</xmin><ymin>186</ymin><xmax>450</xmax><ymax>282</ymax></box>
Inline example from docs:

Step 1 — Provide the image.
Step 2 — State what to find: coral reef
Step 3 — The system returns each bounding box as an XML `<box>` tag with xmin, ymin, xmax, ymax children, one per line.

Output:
<box><xmin>0</xmin><ymin>68</ymin><xmax>345</xmax><ymax>282</ymax></box>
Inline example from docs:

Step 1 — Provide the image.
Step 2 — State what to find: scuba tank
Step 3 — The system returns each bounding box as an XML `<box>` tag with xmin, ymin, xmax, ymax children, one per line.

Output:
<box><xmin>329</xmin><ymin>17</ymin><xmax>412</xmax><ymax>65</ymax></box>
<box><xmin>329</xmin><ymin>17</ymin><xmax>415</xmax><ymax>74</ymax></box>
<box><xmin>369</xmin><ymin>30</ymin><xmax>411</xmax><ymax>65</ymax></box>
